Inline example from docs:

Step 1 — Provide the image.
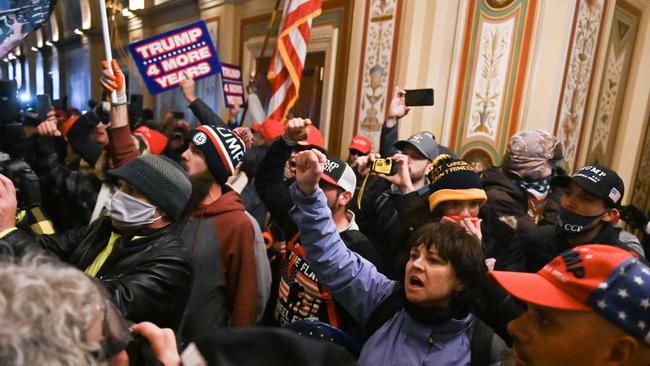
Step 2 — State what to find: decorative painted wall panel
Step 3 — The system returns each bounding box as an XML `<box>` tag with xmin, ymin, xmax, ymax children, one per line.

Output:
<box><xmin>629</xmin><ymin>108</ymin><xmax>650</xmax><ymax>233</ymax></box>
<box><xmin>353</xmin><ymin>0</ymin><xmax>401</xmax><ymax>151</ymax></box>
<box><xmin>554</xmin><ymin>0</ymin><xmax>607</xmax><ymax>172</ymax></box>
<box><xmin>586</xmin><ymin>2</ymin><xmax>639</xmax><ymax>165</ymax></box>
<box><xmin>450</xmin><ymin>0</ymin><xmax>536</xmax><ymax>166</ymax></box>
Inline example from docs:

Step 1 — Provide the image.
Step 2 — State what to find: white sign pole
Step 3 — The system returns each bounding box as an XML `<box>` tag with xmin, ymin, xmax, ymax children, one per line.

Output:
<box><xmin>98</xmin><ymin>0</ymin><xmax>117</xmax><ymax>101</ymax></box>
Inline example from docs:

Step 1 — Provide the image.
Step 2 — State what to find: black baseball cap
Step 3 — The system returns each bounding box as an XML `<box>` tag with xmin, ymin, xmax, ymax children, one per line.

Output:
<box><xmin>552</xmin><ymin>164</ymin><xmax>624</xmax><ymax>207</ymax></box>
<box><xmin>321</xmin><ymin>156</ymin><xmax>356</xmax><ymax>193</ymax></box>
<box><xmin>394</xmin><ymin>131</ymin><xmax>439</xmax><ymax>160</ymax></box>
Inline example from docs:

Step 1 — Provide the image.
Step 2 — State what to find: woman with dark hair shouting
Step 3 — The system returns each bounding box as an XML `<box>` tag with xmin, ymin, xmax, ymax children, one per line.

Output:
<box><xmin>286</xmin><ymin>149</ymin><xmax>507</xmax><ymax>366</ymax></box>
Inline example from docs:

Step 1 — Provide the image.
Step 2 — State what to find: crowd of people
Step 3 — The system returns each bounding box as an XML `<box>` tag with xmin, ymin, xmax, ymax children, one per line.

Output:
<box><xmin>0</xmin><ymin>60</ymin><xmax>649</xmax><ymax>365</ymax></box>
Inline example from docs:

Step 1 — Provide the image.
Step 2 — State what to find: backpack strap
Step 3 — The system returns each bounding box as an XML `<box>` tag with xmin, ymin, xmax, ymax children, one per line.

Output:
<box><xmin>470</xmin><ymin>319</ymin><xmax>495</xmax><ymax>366</ymax></box>
<box><xmin>286</xmin><ymin>232</ymin><xmax>301</xmax><ymax>253</ymax></box>
<box><xmin>321</xmin><ymin>289</ymin><xmax>340</xmax><ymax>328</ymax></box>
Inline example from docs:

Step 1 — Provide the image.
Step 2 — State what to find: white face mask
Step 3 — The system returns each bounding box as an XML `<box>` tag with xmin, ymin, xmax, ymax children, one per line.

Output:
<box><xmin>109</xmin><ymin>190</ymin><xmax>162</xmax><ymax>227</ymax></box>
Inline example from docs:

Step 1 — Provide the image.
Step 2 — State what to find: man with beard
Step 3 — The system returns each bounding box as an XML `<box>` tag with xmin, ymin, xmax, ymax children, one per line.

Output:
<box><xmin>520</xmin><ymin>164</ymin><xmax>644</xmax><ymax>272</ymax></box>
<box><xmin>490</xmin><ymin>244</ymin><xmax>650</xmax><ymax>366</ymax></box>
<box><xmin>179</xmin><ymin>124</ymin><xmax>270</xmax><ymax>343</ymax></box>
<box><xmin>320</xmin><ymin>155</ymin><xmax>383</xmax><ymax>274</ymax></box>
<box><xmin>354</xmin><ymin>130</ymin><xmax>439</xmax><ymax>279</ymax></box>
<box><xmin>256</xmin><ymin>118</ymin><xmax>382</xmax><ymax>335</ymax></box>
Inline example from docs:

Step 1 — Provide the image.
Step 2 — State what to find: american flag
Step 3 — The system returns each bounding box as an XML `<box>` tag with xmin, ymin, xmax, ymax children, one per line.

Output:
<box><xmin>587</xmin><ymin>256</ymin><xmax>650</xmax><ymax>344</ymax></box>
<box><xmin>267</xmin><ymin>0</ymin><xmax>322</xmax><ymax>120</ymax></box>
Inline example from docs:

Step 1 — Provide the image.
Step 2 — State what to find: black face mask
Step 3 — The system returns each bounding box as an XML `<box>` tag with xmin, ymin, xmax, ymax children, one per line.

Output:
<box><xmin>556</xmin><ymin>206</ymin><xmax>605</xmax><ymax>236</ymax></box>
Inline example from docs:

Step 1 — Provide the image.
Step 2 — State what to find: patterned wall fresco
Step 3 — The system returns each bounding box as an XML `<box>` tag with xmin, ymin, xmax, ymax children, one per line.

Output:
<box><xmin>586</xmin><ymin>2</ymin><xmax>640</xmax><ymax>166</ymax></box>
<box><xmin>353</xmin><ymin>0</ymin><xmax>401</xmax><ymax>151</ymax></box>
<box><xmin>630</xmin><ymin>107</ymin><xmax>650</xmax><ymax>230</ymax></box>
<box><xmin>450</xmin><ymin>0</ymin><xmax>536</xmax><ymax>167</ymax></box>
<box><xmin>554</xmin><ymin>0</ymin><xmax>607</xmax><ymax>173</ymax></box>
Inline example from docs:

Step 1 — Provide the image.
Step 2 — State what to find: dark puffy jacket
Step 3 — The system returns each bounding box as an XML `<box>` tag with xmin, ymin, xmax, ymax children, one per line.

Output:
<box><xmin>520</xmin><ymin>223</ymin><xmax>639</xmax><ymax>272</ymax></box>
<box><xmin>481</xmin><ymin>167</ymin><xmax>564</xmax><ymax>233</ymax></box>
<box><xmin>355</xmin><ymin>181</ymin><xmax>423</xmax><ymax>279</ymax></box>
<box><xmin>2</xmin><ymin>217</ymin><xmax>192</xmax><ymax>329</ymax></box>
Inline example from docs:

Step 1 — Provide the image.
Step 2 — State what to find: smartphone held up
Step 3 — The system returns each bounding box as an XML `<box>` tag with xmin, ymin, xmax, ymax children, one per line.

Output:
<box><xmin>404</xmin><ymin>88</ymin><xmax>434</xmax><ymax>107</ymax></box>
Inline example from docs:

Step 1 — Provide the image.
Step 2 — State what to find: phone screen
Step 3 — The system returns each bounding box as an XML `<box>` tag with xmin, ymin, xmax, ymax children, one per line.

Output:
<box><xmin>405</xmin><ymin>89</ymin><xmax>434</xmax><ymax>107</ymax></box>
<box><xmin>37</xmin><ymin>95</ymin><xmax>51</xmax><ymax>121</ymax></box>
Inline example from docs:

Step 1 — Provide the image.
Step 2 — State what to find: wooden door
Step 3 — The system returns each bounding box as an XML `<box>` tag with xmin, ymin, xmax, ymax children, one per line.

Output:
<box><xmin>254</xmin><ymin>51</ymin><xmax>326</xmax><ymax>128</ymax></box>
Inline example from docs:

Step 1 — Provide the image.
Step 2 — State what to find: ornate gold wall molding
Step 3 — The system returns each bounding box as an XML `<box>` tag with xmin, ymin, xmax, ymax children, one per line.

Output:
<box><xmin>450</xmin><ymin>0</ymin><xmax>537</xmax><ymax>166</ymax></box>
<box><xmin>629</xmin><ymin>101</ymin><xmax>650</xmax><ymax>229</ymax></box>
<box><xmin>554</xmin><ymin>0</ymin><xmax>608</xmax><ymax>172</ymax></box>
<box><xmin>586</xmin><ymin>1</ymin><xmax>640</xmax><ymax>166</ymax></box>
<box><xmin>353</xmin><ymin>0</ymin><xmax>402</xmax><ymax>152</ymax></box>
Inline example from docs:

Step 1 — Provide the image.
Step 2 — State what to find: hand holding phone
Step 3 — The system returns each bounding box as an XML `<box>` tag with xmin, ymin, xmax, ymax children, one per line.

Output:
<box><xmin>405</xmin><ymin>89</ymin><xmax>434</xmax><ymax>107</ymax></box>
<box><xmin>36</xmin><ymin>95</ymin><xmax>51</xmax><ymax>122</ymax></box>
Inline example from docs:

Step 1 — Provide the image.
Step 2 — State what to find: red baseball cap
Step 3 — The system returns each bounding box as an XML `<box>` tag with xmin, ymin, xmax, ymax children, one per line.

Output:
<box><xmin>134</xmin><ymin>126</ymin><xmax>168</xmax><ymax>155</ymax></box>
<box><xmin>296</xmin><ymin>124</ymin><xmax>324</xmax><ymax>150</ymax></box>
<box><xmin>250</xmin><ymin>123</ymin><xmax>263</xmax><ymax>133</ymax></box>
<box><xmin>490</xmin><ymin>244</ymin><xmax>650</xmax><ymax>343</ymax></box>
<box><xmin>261</xmin><ymin>118</ymin><xmax>284</xmax><ymax>142</ymax></box>
<box><xmin>349</xmin><ymin>135</ymin><xmax>371</xmax><ymax>155</ymax></box>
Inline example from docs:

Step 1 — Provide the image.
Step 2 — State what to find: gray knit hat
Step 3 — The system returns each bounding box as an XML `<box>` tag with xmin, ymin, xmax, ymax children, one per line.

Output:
<box><xmin>108</xmin><ymin>155</ymin><xmax>192</xmax><ymax>221</ymax></box>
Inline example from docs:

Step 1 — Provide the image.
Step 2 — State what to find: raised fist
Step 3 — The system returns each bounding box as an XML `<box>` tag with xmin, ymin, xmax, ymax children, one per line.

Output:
<box><xmin>294</xmin><ymin>149</ymin><xmax>326</xmax><ymax>195</ymax></box>
<box><xmin>284</xmin><ymin>118</ymin><xmax>312</xmax><ymax>143</ymax></box>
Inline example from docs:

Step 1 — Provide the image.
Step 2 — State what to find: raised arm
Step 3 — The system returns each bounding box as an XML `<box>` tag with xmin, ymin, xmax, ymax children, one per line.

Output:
<box><xmin>100</xmin><ymin>60</ymin><xmax>140</xmax><ymax>167</ymax></box>
<box><xmin>180</xmin><ymin>71</ymin><xmax>227</xmax><ymax>127</ymax></box>
<box><xmin>380</xmin><ymin>87</ymin><xmax>409</xmax><ymax>157</ymax></box>
<box><xmin>288</xmin><ymin>149</ymin><xmax>396</xmax><ymax>324</ymax></box>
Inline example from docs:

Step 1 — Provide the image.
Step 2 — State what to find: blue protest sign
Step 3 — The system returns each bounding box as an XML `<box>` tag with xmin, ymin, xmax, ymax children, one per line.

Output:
<box><xmin>128</xmin><ymin>21</ymin><xmax>221</xmax><ymax>95</ymax></box>
<box><xmin>221</xmin><ymin>63</ymin><xmax>244</xmax><ymax>109</ymax></box>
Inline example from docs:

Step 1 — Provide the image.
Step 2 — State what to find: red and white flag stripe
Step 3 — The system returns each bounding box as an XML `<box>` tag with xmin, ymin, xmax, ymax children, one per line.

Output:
<box><xmin>267</xmin><ymin>0</ymin><xmax>322</xmax><ymax>120</ymax></box>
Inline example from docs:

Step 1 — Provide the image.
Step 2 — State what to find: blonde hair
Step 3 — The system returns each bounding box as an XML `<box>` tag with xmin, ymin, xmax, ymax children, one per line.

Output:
<box><xmin>0</xmin><ymin>255</ymin><xmax>105</xmax><ymax>366</ymax></box>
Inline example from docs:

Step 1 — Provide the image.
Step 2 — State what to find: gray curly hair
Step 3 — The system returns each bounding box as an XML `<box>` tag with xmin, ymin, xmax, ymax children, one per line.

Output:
<box><xmin>0</xmin><ymin>255</ymin><xmax>106</xmax><ymax>366</ymax></box>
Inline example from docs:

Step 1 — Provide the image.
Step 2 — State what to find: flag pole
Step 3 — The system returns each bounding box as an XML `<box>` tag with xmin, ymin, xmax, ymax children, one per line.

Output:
<box><xmin>241</xmin><ymin>0</ymin><xmax>283</xmax><ymax>126</ymax></box>
<box><xmin>260</xmin><ymin>0</ymin><xmax>283</xmax><ymax>60</ymax></box>
<box><xmin>98</xmin><ymin>0</ymin><xmax>117</xmax><ymax>101</ymax></box>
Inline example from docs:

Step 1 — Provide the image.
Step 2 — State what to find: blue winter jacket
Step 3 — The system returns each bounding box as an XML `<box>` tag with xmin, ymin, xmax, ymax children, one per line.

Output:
<box><xmin>288</xmin><ymin>184</ymin><xmax>487</xmax><ymax>366</ymax></box>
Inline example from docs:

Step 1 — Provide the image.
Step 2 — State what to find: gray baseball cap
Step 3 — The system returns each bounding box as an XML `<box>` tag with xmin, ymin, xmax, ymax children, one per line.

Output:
<box><xmin>394</xmin><ymin>131</ymin><xmax>439</xmax><ymax>160</ymax></box>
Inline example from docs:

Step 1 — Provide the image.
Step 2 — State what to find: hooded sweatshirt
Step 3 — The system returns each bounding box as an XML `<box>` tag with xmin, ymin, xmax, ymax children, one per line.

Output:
<box><xmin>182</xmin><ymin>190</ymin><xmax>259</xmax><ymax>334</ymax></box>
